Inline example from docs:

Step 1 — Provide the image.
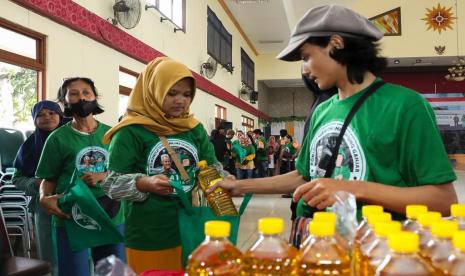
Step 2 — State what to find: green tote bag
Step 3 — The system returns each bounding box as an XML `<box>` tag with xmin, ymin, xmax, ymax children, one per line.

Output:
<box><xmin>58</xmin><ymin>170</ymin><xmax>123</xmax><ymax>251</ymax></box>
<box><xmin>171</xmin><ymin>180</ymin><xmax>251</xmax><ymax>267</ymax></box>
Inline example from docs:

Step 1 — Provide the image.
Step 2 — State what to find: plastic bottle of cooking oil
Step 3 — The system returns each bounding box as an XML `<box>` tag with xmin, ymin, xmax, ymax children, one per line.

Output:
<box><xmin>451</xmin><ymin>204</ymin><xmax>465</xmax><ymax>230</ymax></box>
<box><xmin>242</xmin><ymin>217</ymin><xmax>298</xmax><ymax>275</ymax></box>
<box><xmin>421</xmin><ymin>220</ymin><xmax>458</xmax><ymax>273</ymax></box>
<box><xmin>402</xmin><ymin>204</ymin><xmax>428</xmax><ymax>232</ymax></box>
<box><xmin>360</xmin><ymin>221</ymin><xmax>401</xmax><ymax>276</ymax></box>
<box><xmin>375</xmin><ymin>231</ymin><xmax>435</xmax><ymax>275</ymax></box>
<box><xmin>446</xmin><ymin>231</ymin><xmax>465</xmax><ymax>275</ymax></box>
<box><xmin>416</xmin><ymin>211</ymin><xmax>442</xmax><ymax>251</ymax></box>
<box><xmin>186</xmin><ymin>221</ymin><xmax>242</xmax><ymax>275</ymax></box>
<box><xmin>297</xmin><ymin>220</ymin><xmax>351</xmax><ymax>275</ymax></box>
<box><xmin>197</xmin><ymin>160</ymin><xmax>238</xmax><ymax>216</ymax></box>
<box><xmin>301</xmin><ymin>212</ymin><xmax>349</xmax><ymax>251</ymax></box>
<box><xmin>356</xmin><ymin>212</ymin><xmax>392</xmax><ymax>275</ymax></box>
<box><xmin>353</xmin><ymin>205</ymin><xmax>384</xmax><ymax>275</ymax></box>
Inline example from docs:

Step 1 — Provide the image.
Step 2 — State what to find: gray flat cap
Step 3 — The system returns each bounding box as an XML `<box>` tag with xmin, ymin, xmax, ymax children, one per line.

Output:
<box><xmin>277</xmin><ymin>4</ymin><xmax>383</xmax><ymax>61</ymax></box>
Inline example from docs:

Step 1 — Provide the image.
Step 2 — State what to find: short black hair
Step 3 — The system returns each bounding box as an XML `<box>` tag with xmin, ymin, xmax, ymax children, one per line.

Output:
<box><xmin>253</xmin><ymin>129</ymin><xmax>262</xmax><ymax>135</ymax></box>
<box><xmin>57</xmin><ymin>77</ymin><xmax>100</xmax><ymax>103</ymax></box>
<box><xmin>305</xmin><ymin>36</ymin><xmax>387</xmax><ymax>84</ymax></box>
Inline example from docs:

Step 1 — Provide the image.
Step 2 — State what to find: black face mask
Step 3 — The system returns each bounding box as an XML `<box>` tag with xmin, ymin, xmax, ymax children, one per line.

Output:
<box><xmin>65</xmin><ymin>100</ymin><xmax>99</xmax><ymax>118</ymax></box>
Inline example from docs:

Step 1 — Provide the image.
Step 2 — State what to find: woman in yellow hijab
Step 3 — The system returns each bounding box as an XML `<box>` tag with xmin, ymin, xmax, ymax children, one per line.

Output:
<box><xmin>102</xmin><ymin>57</ymin><xmax>219</xmax><ymax>273</ymax></box>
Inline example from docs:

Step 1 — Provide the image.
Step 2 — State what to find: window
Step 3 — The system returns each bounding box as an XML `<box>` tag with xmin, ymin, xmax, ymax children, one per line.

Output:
<box><xmin>241</xmin><ymin>115</ymin><xmax>254</xmax><ymax>132</ymax></box>
<box><xmin>207</xmin><ymin>7</ymin><xmax>233</xmax><ymax>72</ymax></box>
<box><xmin>0</xmin><ymin>18</ymin><xmax>45</xmax><ymax>132</ymax></box>
<box><xmin>146</xmin><ymin>0</ymin><xmax>185</xmax><ymax>31</ymax></box>
<box><xmin>118</xmin><ymin>67</ymin><xmax>139</xmax><ymax>119</ymax></box>
<box><xmin>215</xmin><ymin>104</ymin><xmax>227</xmax><ymax>129</ymax></box>
<box><xmin>241</xmin><ymin>48</ymin><xmax>254</xmax><ymax>90</ymax></box>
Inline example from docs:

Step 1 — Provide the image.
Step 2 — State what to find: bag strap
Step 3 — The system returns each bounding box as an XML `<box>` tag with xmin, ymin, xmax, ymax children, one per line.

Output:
<box><xmin>159</xmin><ymin>136</ymin><xmax>190</xmax><ymax>182</ymax></box>
<box><xmin>171</xmin><ymin>180</ymin><xmax>251</xmax><ymax>216</ymax></box>
<box><xmin>324</xmin><ymin>81</ymin><xmax>385</xmax><ymax>178</ymax></box>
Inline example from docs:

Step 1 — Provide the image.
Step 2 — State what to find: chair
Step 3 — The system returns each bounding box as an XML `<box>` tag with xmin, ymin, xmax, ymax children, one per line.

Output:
<box><xmin>0</xmin><ymin>128</ymin><xmax>24</xmax><ymax>184</ymax></box>
<box><xmin>0</xmin><ymin>206</ymin><xmax>50</xmax><ymax>276</ymax></box>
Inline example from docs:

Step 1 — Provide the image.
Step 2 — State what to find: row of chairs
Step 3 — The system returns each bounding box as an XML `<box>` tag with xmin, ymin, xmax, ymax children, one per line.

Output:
<box><xmin>0</xmin><ymin>127</ymin><xmax>50</xmax><ymax>274</ymax></box>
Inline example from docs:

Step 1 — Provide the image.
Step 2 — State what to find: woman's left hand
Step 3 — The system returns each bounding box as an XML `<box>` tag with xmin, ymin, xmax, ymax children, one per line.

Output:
<box><xmin>292</xmin><ymin>178</ymin><xmax>351</xmax><ymax>210</ymax></box>
<box><xmin>81</xmin><ymin>172</ymin><xmax>107</xmax><ymax>187</ymax></box>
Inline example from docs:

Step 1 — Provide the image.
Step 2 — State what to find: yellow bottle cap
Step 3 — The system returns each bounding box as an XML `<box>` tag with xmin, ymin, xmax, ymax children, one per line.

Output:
<box><xmin>258</xmin><ymin>217</ymin><xmax>284</xmax><ymax>235</ymax></box>
<box><xmin>362</xmin><ymin>205</ymin><xmax>384</xmax><ymax>218</ymax></box>
<box><xmin>205</xmin><ymin>221</ymin><xmax>230</xmax><ymax>237</ymax></box>
<box><xmin>406</xmin><ymin>205</ymin><xmax>428</xmax><ymax>219</ymax></box>
<box><xmin>367</xmin><ymin>212</ymin><xmax>392</xmax><ymax>226</ymax></box>
<box><xmin>431</xmin><ymin>220</ymin><xmax>458</xmax><ymax>238</ymax></box>
<box><xmin>198</xmin><ymin>160</ymin><xmax>208</xmax><ymax>169</ymax></box>
<box><xmin>388</xmin><ymin>231</ymin><xmax>419</xmax><ymax>253</ymax></box>
<box><xmin>417</xmin><ymin>211</ymin><xmax>442</xmax><ymax>228</ymax></box>
<box><xmin>309</xmin><ymin>220</ymin><xmax>335</xmax><ymax>237</ymax></box>
<box><xmin>374</xmin><ymin>221</ymin><xmax>401</xmax><ymax>238</ymax></box>
<box><xmin>451</xmin><ymin>204</ymin><xmax>465</xmax><ymax>218</ymax></box>
<box><xmin>313</xmin><ymin>212</ymin><xmax>337</xmax><ymax>224</ymax></box>
<box><xmin>453</xmin><ymin>231</ymin><xmax>465</xmax><ymax>252</ymax></box>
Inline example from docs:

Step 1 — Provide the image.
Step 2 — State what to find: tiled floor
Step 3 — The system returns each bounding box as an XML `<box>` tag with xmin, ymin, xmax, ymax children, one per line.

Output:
<box><xmin>235</xmin><ymin>171</ymin><xmax>465</xmax><ymax>251</ymax></box>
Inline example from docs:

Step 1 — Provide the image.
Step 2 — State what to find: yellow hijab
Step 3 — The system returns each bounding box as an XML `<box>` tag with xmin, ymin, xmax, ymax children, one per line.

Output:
<box><xmin>103</xmin><ymin>57</ymin><xmax>199</xmax><ymax>144</ymax></box>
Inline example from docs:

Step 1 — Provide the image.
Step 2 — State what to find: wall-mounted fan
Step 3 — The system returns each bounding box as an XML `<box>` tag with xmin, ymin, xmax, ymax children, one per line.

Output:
<box><xmin>239</xmin><ymin>83</ymin><xmax>251</xmax><ymax>101</ymax></box>
<box><xmin>200</xmin><ymin>57</ymin><xmax>218</xmax><ymax>79</ymax></box>
<box><xmin>110</xmin><ymin>0</ymin><xmax>141</xmax><ymax>29</ymax></box>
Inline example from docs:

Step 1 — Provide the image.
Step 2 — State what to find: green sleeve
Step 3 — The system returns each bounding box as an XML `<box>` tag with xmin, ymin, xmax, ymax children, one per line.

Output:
<box><xmin>36</xmin><ymin>134</ymin><xmax>64</xmax><ymax>180</ymax></box>
<box><xmin>398</xmin><ymin>100</ymin><xmax>456</xmax><ymax>185</ymax></box>
<box><xmin>296</xmin><ymin>130</ymin><xmax>311</xmax><ymax>181</ymax></box>
<box><xmin>13</xmin><ymin>171</ymin><xmax>39</xmax><ymax>196</ymax></box>
<box><xmin>108</xmin><ymin>126</ymin><xmax>145</xmax><ymax>174</ymax></box>
<box><xmin>193</xmin><ymin>124</ymin><xmax>218</xmax><ymax>165</ymax></box>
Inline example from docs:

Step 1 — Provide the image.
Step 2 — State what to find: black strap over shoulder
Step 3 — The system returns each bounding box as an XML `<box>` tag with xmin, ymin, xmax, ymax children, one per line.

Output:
<box><xmin>324</xmin><ymin>81</ymin><xmax>385</xmax><ymax>178</ymax></box>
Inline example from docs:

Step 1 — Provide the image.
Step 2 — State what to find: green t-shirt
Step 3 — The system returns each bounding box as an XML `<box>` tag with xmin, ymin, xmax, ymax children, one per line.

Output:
<box><xmin>36</xmin><ymin>122</ymin><xmax>124</xmax><ymax>226</ymax></box>
<box><xmin>255</xmin><ymin>136</ymin><xmax>268</xmax><ymax>161</ymax></box>
<box><xmin>108</xmin><ymin>123</ymin><xmax>217</xmax><ymax>250</ymax></box>
<box><xmin>296</xmin><ymin>80</ymin><xmax>456</xmax><ymax>220</ymax></box>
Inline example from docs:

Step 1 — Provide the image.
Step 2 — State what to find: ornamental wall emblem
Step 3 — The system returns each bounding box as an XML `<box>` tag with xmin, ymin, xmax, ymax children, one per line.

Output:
<box><xmin>422</xmin><ymin>4</ymin><xmax>456</xmax><ymax>34</ymax></box>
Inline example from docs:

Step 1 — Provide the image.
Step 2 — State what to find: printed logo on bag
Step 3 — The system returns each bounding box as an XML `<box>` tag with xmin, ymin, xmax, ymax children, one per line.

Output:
<box><xmin>147</xmin><ymin>138</ymin><xmax>199</xmax><ymax>193</ymax></box>
<box><xmin>72</xmin><ymin>203</ymin><xmax>102</xmax><ymax>231</ymax></box>
<box><xmin>309</xmin><ymin>121</ymin><xmax>366</xmax><ymax>180</ymax></box>
<box><xmin>75</xmin><ymin>147</ymin><xmax>109</xmax><ymax>173</ymax></box>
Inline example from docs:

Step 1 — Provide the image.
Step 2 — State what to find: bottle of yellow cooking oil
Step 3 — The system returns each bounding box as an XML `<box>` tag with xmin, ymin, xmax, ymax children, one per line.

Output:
<box><xmin>242</xmin><ymin>217</ymin><xmax>298</xmax><ymax>275</ymax></box>
<box><xmin>421</xmin><ymin>220</ymin><xmax>458</xmax><ymax>273</ymax></box>
<box><xmin>186</xmin><ymin>221</ymin><xmax>242</xmax><ymax>275</ymax></box>
<box><xmin>197</xmin><ymin>160</ymin><xmax>238</xmax><ymax>216</ymax></box>
<box><xmin>300</xmin><ymin>212</ymin><xmax>349</xmax><ymax>252</ymax></box>
<box><xmin>402</xmin><ymin>204</ymin><xmax>428</xmax><ymax>232</ymax></box>
<box><xmin>353</xmin><ymin>206</ymin><xmax>384</xmax><ymax>275</ymax></box>
<box><xmin>446</xmin><ymin>231</ymin><xmax>465</xmax><ymax>275</ymax></box>
<box><xmin>451</xmin><ymin>204</ymin><xmax>465</xmax><ymax>230</ymax></box>
<box><xmin>375</xmin><ymin>231</ymin><xmax>435</xmax><ymax>275</ymax></box>
<box><xmin>356</xmin><ymin>212</ymin><xmax>391</xmax><ymax>275</ymax></box>
<box><xmin>297</xmin><ymin>220</ymin><xmax>351</xmax><ymax>275</ymax></box>
<box><xmin>417</xmin><ymin>211</ymin><xmax>442</xmax><ymax>251</ymax></box>
<box><xmin>360</xmin><ymin>221</ymin><xmax>401</xmax><ymax>276</ymax></box>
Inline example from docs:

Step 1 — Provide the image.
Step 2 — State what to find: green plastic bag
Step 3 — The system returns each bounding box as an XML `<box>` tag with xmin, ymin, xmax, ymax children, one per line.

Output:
<box><xmin>171</xmin><ymin>180</ymin><xmax>251</xmax><ymax>267</ymax></box>
<box><xmin>58</xmin><ymin>170</ymin><xmax>123</xmax><ymax>251</ymax></box>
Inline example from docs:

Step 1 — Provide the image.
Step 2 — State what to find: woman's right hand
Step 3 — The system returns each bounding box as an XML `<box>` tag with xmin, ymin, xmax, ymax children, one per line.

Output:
<box><xmin>207</xmin><ymin>175</ymin><xmax>241</xmax><ymax>196</ymax></box>
<box><xmin>136</xmin><ymin>174</ymin><xmax>173</xmax><ymax>196</ymax></box>
<box><xmin>39</xmin><ymin>195</ymin><xmax>70</xmax><ymax>219</ymax></box>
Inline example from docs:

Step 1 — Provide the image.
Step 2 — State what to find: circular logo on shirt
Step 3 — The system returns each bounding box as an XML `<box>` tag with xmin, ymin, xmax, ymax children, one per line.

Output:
<box><xmin>309</xmin><ymin>121</ymin><xmax>366</xmax><ymax>181</ymax></box>
<box><xmin>75</xmin><ymin>147</ymin><xmax>108</xmax><ymax>173</ymax></box>
<box><xmin>147</xmin><ymin>138</ymin><xmax>199</xmax><ymax>193</ymax></box>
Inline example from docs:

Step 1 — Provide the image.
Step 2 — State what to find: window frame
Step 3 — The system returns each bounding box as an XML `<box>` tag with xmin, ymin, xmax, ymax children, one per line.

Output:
<box><xmin>0</xmin><ymin>17</ymin><xmax>46</xmax><ymax>99</ymax></box>
<box><xmin>119</xmin><ymin>66</ymin><xmax>139</xmax><ymax>96</ymax></box>
<box><xmin>146</xmin><ymin>0</ymin><xmax>186</xmax><ymax>32</ymax></box>
<box><xmin>207</xmin><ymin>7</ymin><xmax>233</xmax><ymax>73</ymax></box>
<box><xmin>241</xmin><ymin>48</ymin><xmax>254</xmax><ymax>90</ymax></box>
<box><xmin>241</xmin><ymin>115</ymin><xmax>254</xmax><ymax>132</ymax></box>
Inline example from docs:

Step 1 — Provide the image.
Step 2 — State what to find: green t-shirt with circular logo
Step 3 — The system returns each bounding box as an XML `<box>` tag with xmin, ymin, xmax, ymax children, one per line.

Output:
<box><xmin>295</xmin><ymin>80</ymin><xmax>456</xmax><ymax>220</ymax></box>
<box><xmin>108</xmin><ymin>123</ymin><xmax>217</xmax><ymax>250</ymax></box>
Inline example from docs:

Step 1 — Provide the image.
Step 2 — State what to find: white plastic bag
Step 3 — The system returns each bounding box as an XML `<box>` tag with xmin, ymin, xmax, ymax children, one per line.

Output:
<box><xmin>94</xmin><ymin>255</ymin><xmax>136</xmax><ymax>276</ymax></box>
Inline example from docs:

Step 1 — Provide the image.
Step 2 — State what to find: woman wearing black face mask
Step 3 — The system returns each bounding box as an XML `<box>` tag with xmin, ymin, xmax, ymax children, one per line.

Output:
<box><xmin>36</xmin><ymin>77</ymin><xmax>125</xmax><ymax>276</ymax></box>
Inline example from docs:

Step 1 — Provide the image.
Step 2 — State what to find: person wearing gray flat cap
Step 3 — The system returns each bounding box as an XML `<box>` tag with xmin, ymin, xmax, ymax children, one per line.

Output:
<box><xmin>207</xmin><ymin>5</ymin><xmax>457</xmax><ymax>222</ymax></box>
